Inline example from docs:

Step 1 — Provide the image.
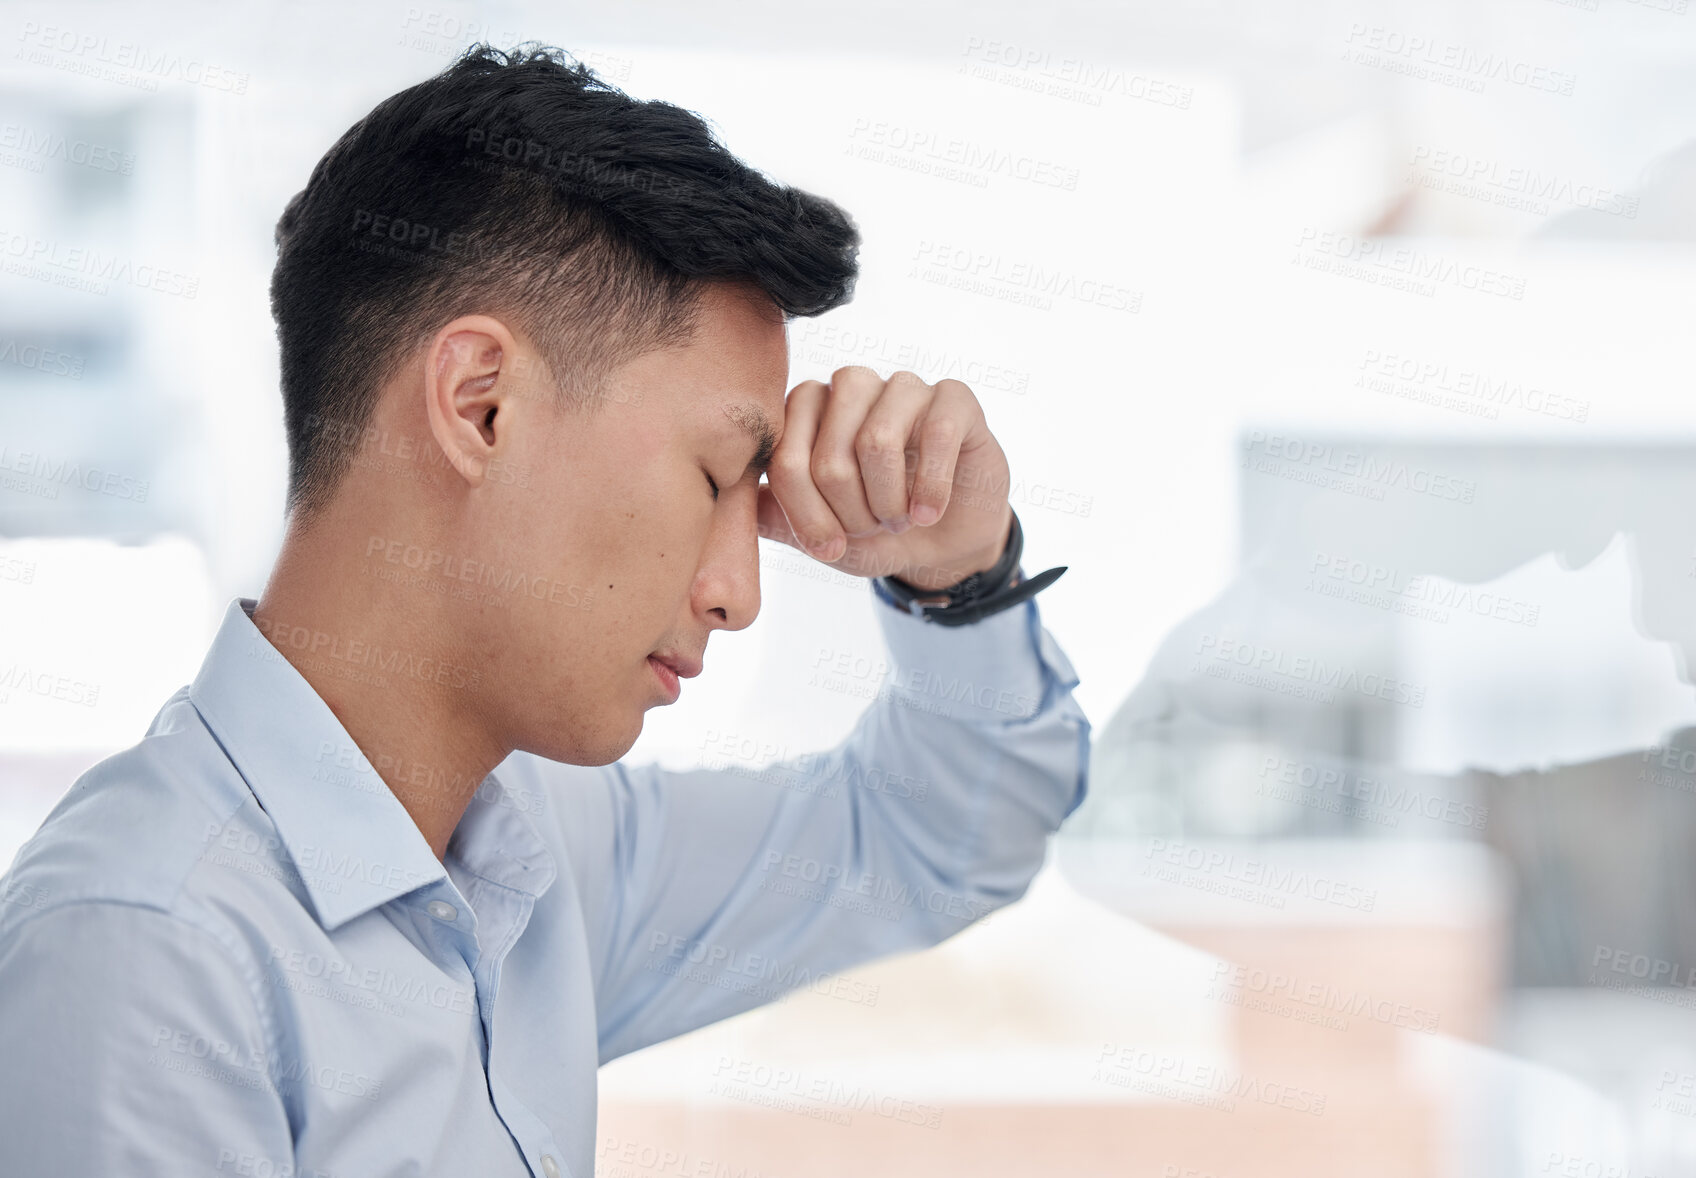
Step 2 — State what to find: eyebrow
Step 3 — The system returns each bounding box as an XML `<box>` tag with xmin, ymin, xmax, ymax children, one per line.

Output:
<box><xmin>724</xmin><ymin>402</ymin><xmax>778</xmax><ymax>478</ymax></box>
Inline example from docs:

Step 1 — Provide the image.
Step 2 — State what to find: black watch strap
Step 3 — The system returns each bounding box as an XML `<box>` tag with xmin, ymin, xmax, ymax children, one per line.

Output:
<box><xmin>874</xmin><ymin>508</ymin><xmax>1068</xmax><ymax>626</ymax></box>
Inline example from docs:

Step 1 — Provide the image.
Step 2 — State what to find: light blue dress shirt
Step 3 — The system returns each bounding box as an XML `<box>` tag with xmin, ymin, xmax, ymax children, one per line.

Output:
<box><xmin>0</xmin><ymin>579</ymin><xmax>1090</xmax><ymax>1178</ymax></box>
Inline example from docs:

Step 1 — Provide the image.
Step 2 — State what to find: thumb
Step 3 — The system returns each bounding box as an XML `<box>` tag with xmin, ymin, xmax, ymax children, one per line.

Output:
<box><xmin>755</xmin><ymin>484</ymin><xmax>801</xmax><ymax>550</ymax></box>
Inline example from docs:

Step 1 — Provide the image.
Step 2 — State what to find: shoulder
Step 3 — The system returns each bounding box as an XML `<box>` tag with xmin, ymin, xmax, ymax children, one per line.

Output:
<box><xmin>0</xmin><ymin>690</ymin><xmax>304</xmax><ymax>991</ymax></box>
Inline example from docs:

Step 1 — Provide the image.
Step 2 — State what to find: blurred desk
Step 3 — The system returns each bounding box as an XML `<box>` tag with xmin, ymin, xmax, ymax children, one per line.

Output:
<box><xmin>595</xmin><ymin>842</ymin><xmax>1511</xmax><ymax>1178</ymax></box>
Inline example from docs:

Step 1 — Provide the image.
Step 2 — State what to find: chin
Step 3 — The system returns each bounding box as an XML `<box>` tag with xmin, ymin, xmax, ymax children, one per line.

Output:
<box><xmin>517</xmin><ymin>713</ymin><xmax>638</xmax><ymax>768</ymax></box>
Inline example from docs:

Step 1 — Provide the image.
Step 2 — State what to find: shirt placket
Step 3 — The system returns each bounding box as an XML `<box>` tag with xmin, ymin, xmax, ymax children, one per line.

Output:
<box><xmin>442</xmin><ymin>863</ymin><xmax>571</xmax><ymax>1178</ymax></box>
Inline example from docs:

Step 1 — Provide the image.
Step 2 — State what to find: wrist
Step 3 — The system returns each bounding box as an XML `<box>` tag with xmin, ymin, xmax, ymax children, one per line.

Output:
<box><xmin>894</xmin><ymin>508</ymin><xmax>1014</xmax><ymax>594</ymax></box>
<box><xmin>875</xmin><ymin>507</ymin><xmax>1065</xmax><ymax>627</ymax></box>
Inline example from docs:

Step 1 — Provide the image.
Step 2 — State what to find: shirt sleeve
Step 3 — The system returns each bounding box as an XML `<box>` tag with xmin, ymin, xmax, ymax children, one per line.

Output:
<box><xmin>519</xmin><ymin>585</ymin><xmax>1091</xmax><ymax>1065</ymax></box>
<box><xmin>0</xmin><ymin>901</ymin><xmax>297</xmax><ymax>1177</ymax></box>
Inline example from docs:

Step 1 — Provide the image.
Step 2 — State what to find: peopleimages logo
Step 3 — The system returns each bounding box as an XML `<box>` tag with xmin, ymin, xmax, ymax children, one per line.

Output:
<box><xmin>758</xmin><ymin>849</ymin><xmax>993</xmax><ymax>924</ymax></box>
<box><xmin>1340</xmin><ymin>24</ymin><xmax>1577</xmax><ymax>97</ymax></box>
<box><xmin>0</xmin><ymin>663</ymin><xmax>99</xmax><ymax>707</ymax></box>
<box><xmin>845</xmin><ymin>118</ymin><xmax>1081</xmax><ymax>191</ymax></box>
<box><xmin>0</xmin><ymin>123</ymin><xmax>135</xmax><ymax>174</ymax></box>
<box><xmin>0</xmin><ymin>339</ymin><xmax>84</xmax><ymax>379</ymax></box>
<box><xmin>1306</xmin><ymin>550</ymin><xmax>1541</xmax><ymax>628</ymax></box>
<box><xmin>959</xmin><ymin>36</ymin><xmax>1195</xmax><ymax>109</ymax></box>
<box><xmin>0</xmin><ymin>446</ymin><xmax>149</xmax><ymax>501</ymax></box>
<box><xmin>1208</xmin><ymin>961</ymin><xmax>1442</xmax><ymax>1033</ymax></box>
<box><xmin>0</xmin><ymin>230</ymin><xmax>200</xmax><ymax>298</ymax></box>
<box><xmin>14</xmin><ymin>22</ymin><xmax>252</xmax><ymax>94</ymax></box>
<box><xmin>1242</xmin><ymin>432</ymin><xmax>1477</xmax><ymax>503</ymax></box>
<box><xmin>1593</xmin><ymin>944</ymin><xmax>1696</xmax><ymax>988</ymax></box>
<box><xmin>148</xmin><ymin>1023</ymin><xmax>382</xmax><ymax>1101</ymax></box>
<box><xmin>250</xmin><ymin>616</ymin><xmax>483</xmax><ymax>691</ymax></box>
<box><xmin>1144</xmin><ymin>838</ymin><xmax>1379</xmax><ymax>911</ymax></box>
<box><xmin>1094</xmin><ymin>1042</ymin><xmax>1328</xmax><ymax>1116</ymax></box>
<box><xmin>363</xmin><ymin>535</ymin><xmax>593</xmax><ymax>608</ymax></box>
<box><xmin>1408</xmin><ymin>146</ymin><xmax>1637</xmax><ymax>219</ymax></box>
<box><xmin>1292</xmin><ymin>228</ymin><xmax>1528</xmax><ymax>300</ymax></box>
<box><xmin>645</xmin><ymin>930</ymin><xmax>882</xmax><ymax>1008</ymax></box>
<box><xmin>1356</xmin><ymin>349</ymin><xmax>1590</xmax><ymax>423</ymax></box>
<box><xmin>1193</xmin><ymin>632</ymin><xmax>1428</xmax><ymax>709</ymax></box>
<box><xmin>710</xmin><ymin>1055</ymin><xmax>943</xmax><ymax>1129</ymax></box>
<box><xmin>1257</xmin><ymin>753</ymin><xmax>1488</xmax><ymax>832</ymax></box>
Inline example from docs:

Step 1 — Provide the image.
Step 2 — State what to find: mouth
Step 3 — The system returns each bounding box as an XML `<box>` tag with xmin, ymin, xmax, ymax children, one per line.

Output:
<box><xmin>648</xmin><ymin>655</ymin><xmax>682</xmax><ymax>702</ymax></box>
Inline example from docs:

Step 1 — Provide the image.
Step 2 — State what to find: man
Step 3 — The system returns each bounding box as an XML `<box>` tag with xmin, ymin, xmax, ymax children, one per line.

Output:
<box><xmin>0</xmin><ymin>43</ymin><xmax>1090</xmax><ymax>1178</ymax></box>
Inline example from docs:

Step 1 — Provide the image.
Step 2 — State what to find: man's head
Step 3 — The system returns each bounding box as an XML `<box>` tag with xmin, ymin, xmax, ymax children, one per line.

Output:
<box><xmin>266</xmin><ymin>43</ymin><xmax>860</xmax><ymax>764</ymax></box>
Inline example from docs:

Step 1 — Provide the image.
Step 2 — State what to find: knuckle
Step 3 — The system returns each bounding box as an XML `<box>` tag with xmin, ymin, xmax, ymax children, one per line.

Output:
<box><xmin>864</xmin><ymin>465</ymin><xmax>905</xmax><ymax>493</ymax></box>
<box><xmin>830</xmin><ymin>364</ymin><xmax>881</xmax><ymax>388</ymax></box>
<box><xmin>933</xmin><ymin>377</ymin><xmax>977</xmax><ymax>402</ymax></box>
<box><xmin>769</xmin><ymin>453</ymin><xmax>811</xmax><ymax>485</ymax></box>
<box><xmin>886</xmin><ymin>369</ymin><xmax>929</xmax><ymax>391</ymax></box>
<box><xmin>856</xmin><ymin>427</ymin><xmax>905</xmax><ymax>462</ymax></box>
<box><xmin>811</xmin><ymin>454</ymin><xmax>858</xmax><ymax>487</ymax></box>
<box><xmin>915</xmin><ymin>459</ymin><xmax>953</xmax><ymax>486</ymax></box>
<box><xmin>919</xmin><ymin>417</ymin><xmax>961</xmax><ymax>451</ymax></box>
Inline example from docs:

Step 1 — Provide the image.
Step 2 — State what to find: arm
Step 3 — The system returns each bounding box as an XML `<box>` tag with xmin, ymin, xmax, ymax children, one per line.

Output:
<box><xmin>0</xmin><ymin>901</ymin><xmax>296</xmax><ymax>1176</ymax></box>
<box><xmin>510</xmin><ymin>584</ymin><xmax>1089</xmax><ymax>1064</ymax></box>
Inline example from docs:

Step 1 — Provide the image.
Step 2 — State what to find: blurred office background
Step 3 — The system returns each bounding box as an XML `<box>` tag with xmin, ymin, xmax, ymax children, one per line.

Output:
<box><xmin>4</xmin><ymin>1</ymin><xmax>1696</xmax><ymax>1175</ymax></box>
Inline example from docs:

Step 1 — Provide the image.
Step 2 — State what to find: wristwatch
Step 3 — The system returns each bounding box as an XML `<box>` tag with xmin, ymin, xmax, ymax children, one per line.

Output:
<box><xmin>872</xmin><ymin>508</ymin><xmax>1068</xmax><ymax>626</ymax></box>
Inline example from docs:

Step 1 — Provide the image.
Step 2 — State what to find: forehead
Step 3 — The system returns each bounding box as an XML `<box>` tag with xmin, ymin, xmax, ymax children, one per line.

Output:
<box><xmin>684</xmin><ymin>282</ymin><xmax>790</xmax><ymax>423</ymax></box>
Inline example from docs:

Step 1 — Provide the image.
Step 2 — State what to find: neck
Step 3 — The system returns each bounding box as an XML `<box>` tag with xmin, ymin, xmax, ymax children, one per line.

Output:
<box><xmin>251</xmin><ymin>505</ymin><xmax>508</xmax><ymax>862</ymax></box>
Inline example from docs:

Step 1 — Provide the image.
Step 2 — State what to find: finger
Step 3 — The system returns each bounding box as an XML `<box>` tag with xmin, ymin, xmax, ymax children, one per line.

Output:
<box><xmin>856</xmin><ymin>371</ymin><xmax>932</xmax><ymax>530</ymax></box>
<box><xmin>811</xmin><ymin>367</ymin><xmax>885</xmax><ymax>539</ymax></box>
<box><xmin>907</xmin><ymin>379</ymin><xmax>982</xmax><ymax>526</ymax></box>
<box><xmin>756</xmin><ymin>483</ymin><xmax>805</xmax><ymax>553</ymax></box>
<box><xmin>766</xmin><ymin>380</ymin><xmax>847</xmax><ymax>561</ymax></box>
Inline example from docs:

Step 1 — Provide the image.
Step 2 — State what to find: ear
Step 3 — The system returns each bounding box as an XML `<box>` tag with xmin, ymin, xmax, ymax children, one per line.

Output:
<box><xmin>422</xmin><ymin>315</ymin><xmax>517</xmax><ymax>490</ymax></box>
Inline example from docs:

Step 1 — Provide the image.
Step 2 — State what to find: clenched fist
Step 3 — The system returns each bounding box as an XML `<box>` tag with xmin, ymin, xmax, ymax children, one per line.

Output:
<box><xmin>755</xmin><ymin>366</ymin><xmax>1015</xmax><ymax>593</ymax></box>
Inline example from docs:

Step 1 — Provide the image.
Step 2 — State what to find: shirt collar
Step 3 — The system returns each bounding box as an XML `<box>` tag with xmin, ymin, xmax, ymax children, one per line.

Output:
<box><xmin>188</xmin><ymin>597</ymin><xmax>552</xmax><ymax>931</ymax></box>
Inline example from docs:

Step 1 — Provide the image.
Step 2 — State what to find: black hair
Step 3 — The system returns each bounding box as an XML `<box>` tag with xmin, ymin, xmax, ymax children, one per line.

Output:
<box><xmin>269</xmin><ymin>41</ymin><xmax>861</xmax><ymax>519</ymax></box>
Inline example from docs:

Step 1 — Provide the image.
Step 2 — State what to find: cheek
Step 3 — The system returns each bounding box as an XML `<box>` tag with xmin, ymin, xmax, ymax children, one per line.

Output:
<box><xmin>627</xmin><ymin>471</ymin><xmax>714</xmax><ymax>564</ymax></box>
<box><xmin>546</xmin><ymin>454</ymin><xmax>709</xmax><ymax>610</ymax></box>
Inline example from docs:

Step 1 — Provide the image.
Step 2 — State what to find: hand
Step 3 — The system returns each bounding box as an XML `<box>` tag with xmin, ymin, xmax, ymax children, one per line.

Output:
<box><xmin>755</xmin><ymin>366</ymin><xmax>1014</xmax><ymax>592</ymax></box>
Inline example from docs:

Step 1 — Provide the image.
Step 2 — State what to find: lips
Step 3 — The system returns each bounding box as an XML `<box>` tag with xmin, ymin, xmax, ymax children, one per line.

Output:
<box><xmin>648</xmin><ymin>650</ymin><xmax>701</xmax><ymax>702</ymax></box>
<box><xmin>649</xmin><ymin>655</ymin><xmax>680</xmax><ymax>700</ymax></box>
<box><xmin>649</xmin><ymin>652</ymin><xmax>702</xmax><ymax>679</ymax></box>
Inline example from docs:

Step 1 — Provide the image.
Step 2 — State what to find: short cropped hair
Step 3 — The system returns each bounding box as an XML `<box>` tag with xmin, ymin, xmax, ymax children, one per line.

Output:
<box><xmin>269</xmin><ymin>42</ymin><xmax>861</xmax><ymax>518</ymax></box>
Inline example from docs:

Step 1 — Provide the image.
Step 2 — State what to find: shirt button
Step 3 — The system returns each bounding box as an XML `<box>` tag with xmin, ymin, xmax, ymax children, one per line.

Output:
<box><xmin>427</xmin><ymin>900</ymin><xmax>458</xmax><ymax>922</ymax></box>
<box><xmin>540</xmin><ymin>1154</ymin><xmax>560</xmax><ymax>1178</ymax></box>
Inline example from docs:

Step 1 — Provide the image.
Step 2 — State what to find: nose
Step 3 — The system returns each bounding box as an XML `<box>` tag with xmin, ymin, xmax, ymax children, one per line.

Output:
<box><xmin>694</xmin><ymin>486</ymin><xmax>762</xmax><ymax>631</ymax></box>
